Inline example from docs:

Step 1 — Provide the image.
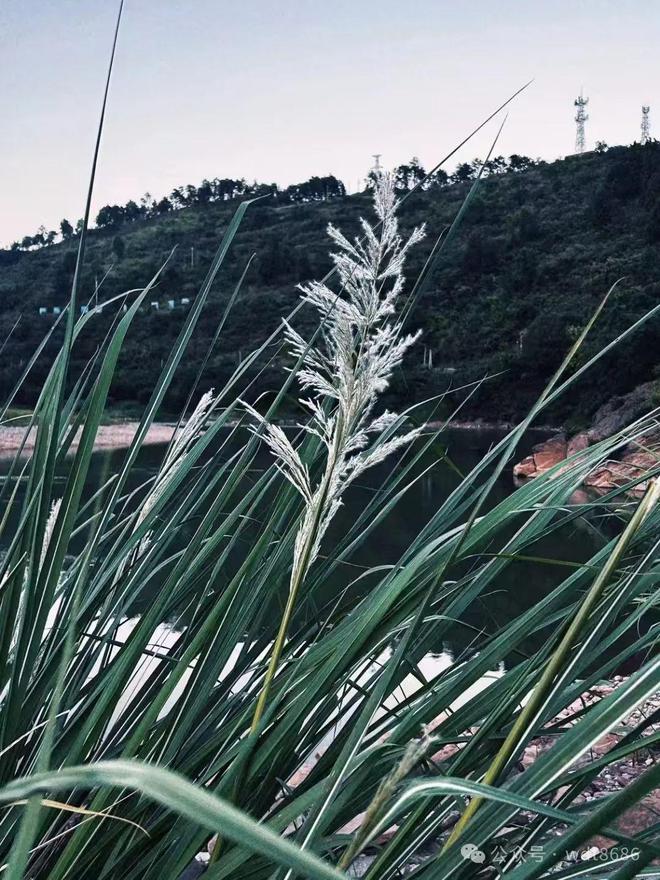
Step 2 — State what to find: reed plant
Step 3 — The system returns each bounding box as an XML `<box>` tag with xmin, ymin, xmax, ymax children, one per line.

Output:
<box><xmin>2</xmin><ymin>11</ymin><xmax>660</xmax><ymax>879</ymax></box>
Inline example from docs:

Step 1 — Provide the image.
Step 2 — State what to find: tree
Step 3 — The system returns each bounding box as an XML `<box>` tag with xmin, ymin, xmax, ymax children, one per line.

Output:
<box><xmin>96</xmin><ymin>205</ymin><xmax>124</xmax><ymax>228</ymax></box>
<box><xmin>33</xmin><ymin>226</ymin><xmax>47</xmax><ymax>248</ymax></box>
<box><xmin>394</xmin><ymin>163</ymin><xmax>411</xmax><ymax>191</ymax></box>
<box><xmin>522</xmin><ymin>312</ymin><xmax>570</xmax><ymax>374</ymax></box>
<box><xmin>451</xmin><ymin>162</ymin><xmax>475</xmax><ymax>183</ymax></box>
<box><xmin>258</xmin><ymin>236</ymin><xmax>290</xmax><ymax>283</ymax></box>
<box><xmin>283</xmin><ymin>175</ymin><xmax>345</xmax><ymax>203</ymax></box>
<box><xmin>485</xmin><ymin>155</ymin><xmax>507</xmax><ymax>176</ymax></box>
<box><xmin>169</xmin><ymin>188</ymin><xmax>186</xmax><ymax>209</ymax></box>
<box><xmin>250</xmin><ymin>182</ymin><xmax>278</xmax><ymax>199</ymax></box>
<box><xmin>124</xmin><ymin>200</ymin><xmax>142</xmax><ymax>222</ymax></box>
<box><xmin>321</xmin><ymin>175</ymin><xmax>345</xmax><ymax>198</ymax></box>
<box><xmin>155</xmin><ymin>197</ymin><xmax>172</xmax><ymax>215</ymax></box>
<box><xmin>508</xmin><ymin>154</ymin><xmax>533</xmax><ymax>173</ymax></box>
<box><xmin>295</xmin><ymin>247</ymin><xmax>313</xmax><ymax>281</ymax></box>
<box><xmin>429</xmin><ymin>168</ymin><xmax>449</xmax><ymax>187</ymax></box>
<box><xmin>196</xmin><ymin>180</ymin><xmax>213</xmax><ymax>203</ymax></box>
<box><xmin>60</xmin><ymin>219</ymin><xmax>74</xmax><ymax>239</ymax></box>
<box><xmin>112</xmin><ymin>235</ymin><xmax>126</xmax><ymax>261</ymax></box>
<box><xmin>140</xmin><ymin>193</ymin><xmax>155</xmax><ymax>215</ymax></box>
<box><xmin>394</xmin><ymin>158</ymin><xmax>426</xmax><ymax>191</ymax></box>
<box><xmin>606</xmin><ymin>154</ymin><xmax>642</xmax><ymax>199</ymax></box>
<box><xmin>509</xmin><ymin>207</ymin><xmax>540</xmax><ymax>243</ymax></box>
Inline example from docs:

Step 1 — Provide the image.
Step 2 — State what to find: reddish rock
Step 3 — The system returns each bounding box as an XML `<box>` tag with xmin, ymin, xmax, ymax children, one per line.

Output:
<box><xmin>514</xmin><ymin>434</ymin><xmax>568</xmax><ymax>479</ymax></box>
<box><xmin>532</xmin><ymin>433</ymin><xmax>567</xmax><ymax>472</ymax></box>
<box><xmin>516</xmin><ymin>426</ymin><xmax>658</xmax><ymax>494</ymax></box>
<box><xmin>584</xmin><ymin>465</ymin><xmax>616</xmax><ymax>489</ymax></box>
<box><xmin>513</xmin><ymin>455</ymin><xmax>538</xmax><ymax>478</ymax></box>
<box><xmin>585</xmin><ymin>448</ymin><xmax>657</xmax><ymax>493</ymax></box>
<box><xmin>567</xmin><ymin>431</ymin><xmax>590</xmax><ymax>456</ymax></box>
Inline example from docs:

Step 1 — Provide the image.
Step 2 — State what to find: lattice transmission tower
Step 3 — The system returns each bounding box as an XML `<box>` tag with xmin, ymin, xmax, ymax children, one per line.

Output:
<box><xmin>641</xmin><ymin>106</ymin><xmax>651</xmax><ymax>144</ymax></box>
<box><xmin>574</xmin><ymin>92</ymin><xmax>589</xmax><ymax>154</ymax></box>
<box><xmin>364</xmin><ymin>154</ymin><xmax>383</xmax><ymax>190</ymax></box>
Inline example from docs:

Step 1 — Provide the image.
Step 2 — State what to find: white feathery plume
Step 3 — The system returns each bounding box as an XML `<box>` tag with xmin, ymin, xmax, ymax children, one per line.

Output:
<box><xmin>133</xmin><ymin>389</ymin><xmax>216</xmax><ymax>558</ymax></box>
<box><xmin>248</xmin><ymin>170</ymin><xmax>425</xmax><ymax>731</ymax></box>
<box><xmin>258</xmin><ymin>171</ymin><xmax>424</xmax><ymax>574</ymax></box>
<box><xmin>39</xmin><ymin>498</ymin><xmax>62</xmax><ymax>573</ymax></box>
<box><xmin>165</xmin><ymin>388</ymin><xmax>216</xmax><ymax>468</ymax></box>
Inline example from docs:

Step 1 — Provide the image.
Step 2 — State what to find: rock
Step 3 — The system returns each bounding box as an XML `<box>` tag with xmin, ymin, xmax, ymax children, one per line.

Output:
<box><xmin>513</xmin><ymin>433</ymin><xmax>567</xmax><ymax>480</ymax></box>
<box><xmin>532</xmin><ymin>433</ymin><xmax>567</xmax><ymax>471</ymax></box>
<box><xmin>513</xmin><ymin>455</ymin><xmax>538</xmax><ymax>478</ymax></box>
<box><xmin>347</xmin><ymin>855</ymin><xmax>376</xmax><ymax>877</ymax></box>
<box><xmin>584</xmin><ymin>448</ymin><xmax>658</xmax><ymax>493</ymax></box>
<box><xmin>567</xmin><ymin>431</ymin><xmax>590</xmax><ymax>456</ymax></box>
<box><xmin>589</xmin><ymin>381</ymin><xmax>660</xmax><ymax>442</ymax></box>
<box><xmin>514</xmin><ymin>402</ymin><xmax>659</xmax><ymax>493</ymax></box>
<box><xmin>583</xmin><ymin>465</ymin><xmax>616</xmax><ymax>489</ymax></box>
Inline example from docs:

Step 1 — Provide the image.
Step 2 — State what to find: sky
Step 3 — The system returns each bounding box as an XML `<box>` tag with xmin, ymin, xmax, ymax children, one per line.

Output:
<box><xmin>1</xmin><ymin>0</ymin><xmax>659</xmax><ymax>245</ymax></box>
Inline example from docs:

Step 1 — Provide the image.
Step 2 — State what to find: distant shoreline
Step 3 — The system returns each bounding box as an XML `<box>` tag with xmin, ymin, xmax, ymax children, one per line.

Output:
<box><xmin>0</xmin><ymin>417</ymin><xmax>559</xmax><ymax>457</ymax></box>
<box><xmin>0</xmin><ymin>422</ymin><xmax>176</xmax><ymax>456</ymax></box>
<box><xmin>424</xmin><ymin>418</ymin><xmax>558</xmax><ymax>433</ymax></box>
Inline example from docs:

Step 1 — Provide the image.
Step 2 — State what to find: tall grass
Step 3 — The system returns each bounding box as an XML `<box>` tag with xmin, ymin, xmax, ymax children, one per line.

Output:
<box><xmin>3</xmin><ymin>15</ymin><xmax>660</xmax><ymax>878</ymax></box>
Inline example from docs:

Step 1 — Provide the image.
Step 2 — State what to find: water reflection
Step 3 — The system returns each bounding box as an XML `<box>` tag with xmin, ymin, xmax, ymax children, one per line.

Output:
<box><xmin>0</xmin><ymin>427</ymin><xmax>605</xmax><ymax>663</ymax></box>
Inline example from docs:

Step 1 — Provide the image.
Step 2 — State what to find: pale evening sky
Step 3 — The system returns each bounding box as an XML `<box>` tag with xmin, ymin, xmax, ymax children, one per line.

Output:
<box><xmin>1</xmin><ymin>0</ymin><xmax>658</xmax><ymax>246</ymax></box>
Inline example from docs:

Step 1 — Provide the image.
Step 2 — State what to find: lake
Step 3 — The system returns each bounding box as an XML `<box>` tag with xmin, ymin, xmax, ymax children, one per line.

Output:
<box><xmin>0</xmin><ymin>425</ymin><xmax>611</xmax><ymax>665</ymax></box>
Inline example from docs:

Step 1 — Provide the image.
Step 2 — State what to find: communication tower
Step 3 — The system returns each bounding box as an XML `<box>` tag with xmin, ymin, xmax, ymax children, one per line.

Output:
<box><xmin>641</xmin><ymin>106</ymin><xmax>651</xmax><ymax>144</ymax></box>
<box><xmin>574</xmin><ymin>92</ymin><xmax>589</xmax><ymax>153</ymax></box>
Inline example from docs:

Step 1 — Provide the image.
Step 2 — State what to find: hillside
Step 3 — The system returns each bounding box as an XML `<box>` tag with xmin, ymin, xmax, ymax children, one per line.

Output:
<box><xmin>2</xmin><ymin>143</ymin><xmax>660</xmax><ymax>426</ymax></box>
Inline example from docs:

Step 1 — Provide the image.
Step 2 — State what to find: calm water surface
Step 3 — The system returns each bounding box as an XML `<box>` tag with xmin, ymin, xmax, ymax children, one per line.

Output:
<box><xmin>0</xmin><ymin>427</ymin><xmax>607</xmax><ymax>661</ymax></box>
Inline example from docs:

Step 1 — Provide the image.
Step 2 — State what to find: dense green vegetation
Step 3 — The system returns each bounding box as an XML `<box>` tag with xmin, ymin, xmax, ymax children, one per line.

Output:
<box><xmin>2</xmin><ymin>141</ymin><xmax>660</xmax><ymax>425</ymax></box>
<box><xmin>3</xmin><ymin>160</ymin><xmax>660</xmax><ymax>879</ymax></box>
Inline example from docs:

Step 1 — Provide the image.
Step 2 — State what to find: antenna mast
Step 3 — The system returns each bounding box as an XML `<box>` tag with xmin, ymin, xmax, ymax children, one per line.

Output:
<box><xmin>574</xmin><ymin>92</ymin><xmax>589</xmax><ymax>154</ymax></box>
<box><xmin>641</xmin><ymin>106</ymin><xmax>651</xmax><ymax>144</ymax></box>
<box><xmin>365</xmin><ymin>154</ymin><xmax>383</xmax><ymax>189</ymax></box>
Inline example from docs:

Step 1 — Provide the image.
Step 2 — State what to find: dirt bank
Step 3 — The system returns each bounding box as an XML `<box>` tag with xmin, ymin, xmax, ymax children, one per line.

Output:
<box><xmin>0</xmin><ymin>422</ymin><xmax>176</xmax><ymax>456</ymax></box>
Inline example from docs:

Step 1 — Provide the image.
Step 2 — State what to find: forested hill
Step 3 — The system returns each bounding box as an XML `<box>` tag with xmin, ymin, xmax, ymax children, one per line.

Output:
<box><xmin>2</xmin><ymin>143</ymin><xmax>660</xmax><ymax>427</ymax></box>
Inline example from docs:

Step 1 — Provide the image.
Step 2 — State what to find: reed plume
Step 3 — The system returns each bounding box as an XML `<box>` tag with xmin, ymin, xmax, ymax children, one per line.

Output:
<box><xmin>135</xmin><ymin>389</ymin><xmax>216</xmax><ymax>556</ymax></box>
<box><xmin>248</xmin><ymin>170</ymin><xmax>425</xmax><ymax>730</ymax></box>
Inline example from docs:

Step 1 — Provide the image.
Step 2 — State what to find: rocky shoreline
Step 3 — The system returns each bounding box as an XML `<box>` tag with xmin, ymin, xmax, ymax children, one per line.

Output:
<box><xmin>513</xmin><ymin>382</ymin><xmax>660</xmax><ymax>494</ymax></box>
<box><xmin>514</xmin><ymin>430</ymin><xmax>658</xmax><ymax>494</ymax></box>
<box><xmin>185</xmin><ymin>675</ymin><xmax>660</xmax><ymax>879</ymax></box>
<box><xmin>353</xmin><ymin>678</ymin><xmax>660</xmax><ymax>875</ymax></box>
